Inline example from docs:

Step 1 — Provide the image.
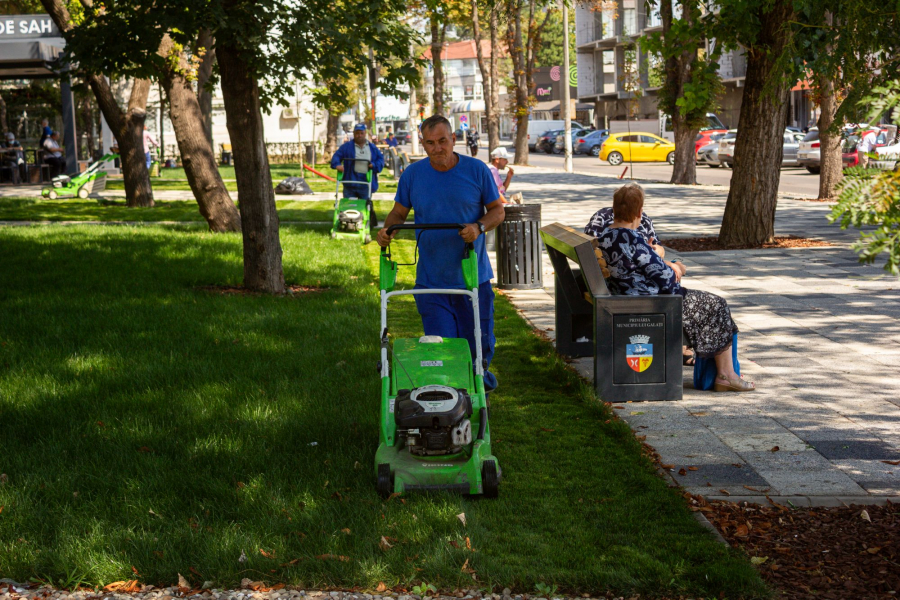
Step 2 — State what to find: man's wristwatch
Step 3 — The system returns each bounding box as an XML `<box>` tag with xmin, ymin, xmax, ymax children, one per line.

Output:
<box><xmin>476</xmin><ymin>220</ymin><xmax>485</xmax><ymax>235</ymax></box>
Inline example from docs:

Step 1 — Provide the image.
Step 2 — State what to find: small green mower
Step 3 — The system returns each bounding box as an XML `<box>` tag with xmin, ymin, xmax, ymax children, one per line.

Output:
<box><xmin>375</xmin><ymin>223</ymin><xmax>500</xmax><ymax>498</ymax></box>
<box><xmin>331</xmin><ymin>158</ymin><xmax>376</xmax><ymax>243</ymax></box>
<box><xmin>41</xmin><ymin>153</ymin><xmax>117</xmax><ymax>200</ymax></box>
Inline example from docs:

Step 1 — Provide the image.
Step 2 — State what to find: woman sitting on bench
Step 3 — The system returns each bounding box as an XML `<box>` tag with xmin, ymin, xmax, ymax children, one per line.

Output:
<box><xmin>596</xmin><ymin>183</ymin><xmax>755</xmax><ymax>393</ymax></box>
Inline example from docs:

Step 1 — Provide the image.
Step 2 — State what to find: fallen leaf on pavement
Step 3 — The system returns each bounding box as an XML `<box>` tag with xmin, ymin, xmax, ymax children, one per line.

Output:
<box><xmin>660</xmin><ymin>464</ymin><xmax>675</xmax><ymax>469</ymax></box>
<box><xmin>688</xmin><ymin>466</ymin><xmax>699</xmax><ymax>471</ymax></box>
<box><xmin>678</xmin><ymin>468</ymin><xmax>687</xmax><ymax>476</ymax></box>
<box><xmin>770</xmin><ymin>446</ymin><xmax>780</xmax><ymax>452</ymax></box>
<box><xmin>882</xmin><ymin>460</ymin><xmax>900</xmax><ymax>466</ymax></box>
<box><xmin>719</xmin><ymin>489</ymin><xmax>731</xmax><ymax>495</ymax></box>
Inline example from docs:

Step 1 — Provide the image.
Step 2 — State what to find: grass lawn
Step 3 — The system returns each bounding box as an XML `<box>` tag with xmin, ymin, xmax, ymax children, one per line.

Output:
<box><xmin>103</xmin><ymin>163</ymin><xmax>399</xmax><ymax>194</ymax></box>
<box><xmin>0</xmin><ymin>198</ymin><xmax>399</xmax><ymax>223</ymax></box>
<box><xmin>0</xmin><ymin>224</ymin><xmax>767</xmax><ymax>597</ymax></box>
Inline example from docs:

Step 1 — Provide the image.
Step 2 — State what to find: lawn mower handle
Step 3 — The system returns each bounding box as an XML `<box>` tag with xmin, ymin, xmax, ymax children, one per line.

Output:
<box><xmin>386</xmin><ymin>223</ymin><xmax>466</xmax><ymax>235</ymax></box>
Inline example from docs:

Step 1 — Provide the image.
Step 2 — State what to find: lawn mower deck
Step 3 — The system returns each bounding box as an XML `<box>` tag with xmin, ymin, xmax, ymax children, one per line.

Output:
<box><xmin>375</xmin><ymin>223</ymin><xmax>500</xmax><ymax>498</ymax></box>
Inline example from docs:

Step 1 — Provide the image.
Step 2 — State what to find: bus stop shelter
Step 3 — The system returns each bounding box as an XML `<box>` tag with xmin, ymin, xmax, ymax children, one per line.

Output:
<box><xmin>0</xmin><ymin>14</ymin><xmax>78</xmax><ymax>175</ymax></box>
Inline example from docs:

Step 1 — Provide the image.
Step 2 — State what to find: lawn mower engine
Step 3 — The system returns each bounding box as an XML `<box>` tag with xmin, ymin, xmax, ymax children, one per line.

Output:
<box><xmin>395</xmin><ymin>385</ymin><xmax>473</xmax><ymax>456</ymax></box>
<box><xmin>337</xmin><ymin>209</ymin><xmax>364</xmax><ymax>232</ymax></box>
<box><xmin>52</xmin><ymin>175</ymin><xmax>72</xmax><ymax>188</ymax></box>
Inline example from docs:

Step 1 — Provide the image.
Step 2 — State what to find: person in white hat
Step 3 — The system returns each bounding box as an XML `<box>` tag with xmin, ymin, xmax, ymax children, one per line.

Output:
<box><xmin>488</xmin><ymin>146</ymin><xmax>514</xmax><ymax>201</ymax></box>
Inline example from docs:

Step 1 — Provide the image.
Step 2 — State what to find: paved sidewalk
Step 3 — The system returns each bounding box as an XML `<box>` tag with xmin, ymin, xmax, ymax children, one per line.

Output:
<box><xmin>494</xmin><ymin>170</ymin><xmax>900</xmax><ymax>505</ymax></box>
<box><xmin>0</xmin><ymin>184</ymin><xmax>395</xmax><ymax>202</ymax></box>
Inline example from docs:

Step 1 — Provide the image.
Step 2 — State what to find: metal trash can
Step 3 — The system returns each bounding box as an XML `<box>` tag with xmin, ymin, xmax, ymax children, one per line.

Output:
<box><xmin>495</xmin><ymin>204</ymin><xmax>543</xmax><ymax>290</ymax></box>
<box><xmin>304</xmin><ymin>144</ymin><xmax>315</xmax><ymax>165</ymax></box>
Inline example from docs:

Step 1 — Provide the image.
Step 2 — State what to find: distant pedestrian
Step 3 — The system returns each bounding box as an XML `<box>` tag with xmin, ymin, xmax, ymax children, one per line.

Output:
<box><xmin>386</xmin><ymin>133</ymin><xmax>399</xmax><ymax>148</ymax></box>
<box><xmin>42</xmin><ymin>131</ymin><xmax>64</xmax><ymax>177</ymax></box>
<box><xmin>330</xmin><ymin>123</ymin><xmax>384</xmax><ymax>200</ymax></box>
<box><xmin>1</xmin><ymin>132</ymin><xmax>26</xmax><ymax>183</ymax></box>
<box><xmin>39</xmin><ymin>118</ymin><xmax>52</xmax><ymax>147</ymax></box>
<box><xmin>487</xmin><ymin>147</ymin><xmax>514</xmax><ymax>201</ymax></box>
<box><xmin>143</xmin><ymin>126</ymin><xmax>159</xmax><ymax>170</ymax></box>
<box><xmin>856</xmin><ymin>127</ymin><xmax>878</xmax><ymax>169</ymax></box>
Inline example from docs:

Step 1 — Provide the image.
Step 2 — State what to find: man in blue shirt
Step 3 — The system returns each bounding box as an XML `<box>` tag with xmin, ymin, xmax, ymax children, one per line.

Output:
<box><xmin>377</xmin><ymin>115</ymin><xmax>505</xmax><ymax>390</ymax></box>
<box><xmin>330</xmin><ymin>123</ymin><xmax>384</xmax><ymax>200</ymax></box>
<box><xmin>385</xmin><ymin>133</ymin><xmax>399</xmax><ymax>148</ymax></box>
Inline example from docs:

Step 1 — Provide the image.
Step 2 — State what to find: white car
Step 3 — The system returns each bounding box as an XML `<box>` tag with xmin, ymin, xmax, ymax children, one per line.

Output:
<box><xmin>717</xmin><ymin>130</ymin><xmax>738</xmax><ymax>167</ymax></box>
<box><xmin>797</xmin><ymin>128</ymin><xmax>821</xmax><ymax>174</ymax></box>
<box><xmin>696</xmin><ymin>142</ymin><xmax>722</xmax><ymax>167</ymax></box>
<box><xmin>875</xmin><ymin>141</ymin><xmax>900</xmax><ymax>170</ymax></box>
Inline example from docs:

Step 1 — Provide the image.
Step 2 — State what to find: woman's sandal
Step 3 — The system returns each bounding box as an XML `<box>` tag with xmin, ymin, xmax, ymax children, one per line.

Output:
<box><xmin>714</xmin><ymin>375</ymin><xmax>756</xmax><ymax>392</ymax></box>
<box><xmin>682</xmin><ymin>354</ymin><xmax>695</xmax><ymax>366</ymax></box>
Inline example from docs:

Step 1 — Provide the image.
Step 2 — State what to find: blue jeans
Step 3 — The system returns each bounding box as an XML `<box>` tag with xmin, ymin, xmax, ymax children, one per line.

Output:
<box><xmin>342</xmin><ymin>181</ymin><xmax>370</xmax><ymax>199</ymax></box>
<box><xmin>414</xmin><ymin>281</ymin><xmax>498</xmax><ymax>391</ymax></box>
<box><xmin>145</xmin><ymin>152</ymin><xmax>152</xmax><ymax>169</ymax></box>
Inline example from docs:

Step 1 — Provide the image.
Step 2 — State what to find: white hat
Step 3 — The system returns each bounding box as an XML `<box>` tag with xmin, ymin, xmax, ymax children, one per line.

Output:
<box><xmin>490</xmin><ymin>147</ymin><xmax>510</xmax><ymax>159</ymax></box>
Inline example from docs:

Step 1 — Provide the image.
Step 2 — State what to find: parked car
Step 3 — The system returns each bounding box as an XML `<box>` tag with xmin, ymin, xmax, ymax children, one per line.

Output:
<box><xmin>797</xmin><ymin>128</ymin><xmax>822</xmax><ymax>174</ymax></box>
<box><xmin>696</xmin><ymin>141</ymin><xmax>722</xmax><ymax>167</ymax></box>
<box><xmin>875</xmin><ymin>140</ymin><xmax>900</xmax><ymax>170</ymax></box>
<box><xmin>523</xmin><ymin>119</ymin><xmax>584</xmax><ymax>150</ymax></box>
<box><xmin>395</xmin><ymin>130</ymin><xmax>411</xmax><ymax>144</ymax></box>
<box><xmin>718</xmin><ymin>129</ymin><xmax>804</xmax><ymax>168</ymax></box>
<box><xmin>599</xmin><ymin>132</ymin><xmax>676</xmax><ymax>165</ymax></box>
<box><xmin>536</xmin><ymin>129</ymin><xmax>564</xmax><ymax>154</ymax></box>
<box><xmin>553</xmin><ymin>128</ymin><xmax>595</xmax><ymax>154</ymax></box>
<box><xmin>842</xmin><ymin>129</ymin><xmax>892</xmax><ymax>168</ymax></box>
<box><xmin>574</xmin><ymin>130</ymin><xmax>610</xmax><ymax>156</ymax></box>
<box><xmin>717</xmin><ymin>130</ymin><xmax>738</xmax><ymax>166</ymax></box>
<box><xmin>695</xmin><ymin>130</ymin><xmax>727</xmax><ymax>155</ymax></box>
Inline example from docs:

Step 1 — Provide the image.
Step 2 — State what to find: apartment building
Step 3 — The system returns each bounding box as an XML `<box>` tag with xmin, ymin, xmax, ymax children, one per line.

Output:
<box><xmin>574</xmin><ymin>1</ymin><xmax>815</xmax><ymax>131</ymax></box>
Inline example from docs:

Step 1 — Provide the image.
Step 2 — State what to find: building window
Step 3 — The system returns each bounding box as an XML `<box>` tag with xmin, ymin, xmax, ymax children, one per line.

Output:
<box><xmin>475</xmin><ymin>83</ymin><xmax>484</xmax><ymax>100</ymax></box>
<box><xmin>465</xmin><ymin>85</ymin><xmax>475</xmax><ymax>100</ymax></box>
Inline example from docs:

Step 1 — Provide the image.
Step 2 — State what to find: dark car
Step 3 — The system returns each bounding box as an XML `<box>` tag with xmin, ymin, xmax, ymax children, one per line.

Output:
<box><xmin>573</xmin><ymin>130</ymin><xmax>610</xmax><ymax>156</ymax></box>
<box><xmin>535</xmin><ymin>129</ymin><xmax>564</xmax><ymax>154</ymax></box>
<box><xmin>395</xmin><ymin>130</ymin><xmax>411</xmax><ymax>144</ymax></box>
<box><xmin>554</xmin><ymin>128</ymin><xmax>596</xmax><ymax>154</ymax></box>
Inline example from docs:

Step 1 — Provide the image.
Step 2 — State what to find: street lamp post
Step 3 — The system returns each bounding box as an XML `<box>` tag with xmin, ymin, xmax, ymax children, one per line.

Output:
<box><xmin>562</xmin><ymin>0</ymin><xmax>573</xmax><ymax>173</ymax></box>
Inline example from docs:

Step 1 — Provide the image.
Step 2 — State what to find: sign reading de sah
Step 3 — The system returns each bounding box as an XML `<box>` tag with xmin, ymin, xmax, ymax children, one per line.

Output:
<box><xmin>0</xmin><ymin>15</ymin><xmax>60</xmax><ymax>39</ymax></box>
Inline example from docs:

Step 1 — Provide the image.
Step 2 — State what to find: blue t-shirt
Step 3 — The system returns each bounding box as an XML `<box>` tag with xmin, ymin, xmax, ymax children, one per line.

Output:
<box><xmin>395</xmin><ymin>153</ymin><xmax>499</xmax><ymax>289</ymax></box>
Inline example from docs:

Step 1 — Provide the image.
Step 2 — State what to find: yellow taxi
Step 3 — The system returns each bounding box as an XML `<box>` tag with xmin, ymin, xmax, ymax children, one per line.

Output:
<box><xmin>599</xmin><ymin>132</ymin><xmax>676</xmax><ymax>165</ymax></box>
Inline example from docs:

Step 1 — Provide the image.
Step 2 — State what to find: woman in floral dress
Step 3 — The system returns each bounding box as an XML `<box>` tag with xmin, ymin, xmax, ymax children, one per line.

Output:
<box><xmin>596</xmin><ymin>183</ymin><xmax>754</xmax><ymax>392</ymax></box>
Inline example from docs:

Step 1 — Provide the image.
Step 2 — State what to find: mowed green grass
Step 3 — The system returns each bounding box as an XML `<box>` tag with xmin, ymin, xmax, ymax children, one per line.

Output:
<box><xmin>0</xmin><ymin>225</ymin><xmax>767</xmax><ymax>597</ymax></box>
<box><xmin>0</xmin><ymin>198</ymin><xmax>398</xmax><ymax>223</ymax></box>
<box><xmin>103</xmin><ymin>163</ymin><xmax>399</xmax><ymax>194</ymax></box>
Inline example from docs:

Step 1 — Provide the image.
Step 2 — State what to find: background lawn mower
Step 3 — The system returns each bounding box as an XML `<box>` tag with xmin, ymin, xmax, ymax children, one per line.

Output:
<box><xmin>331</xmin><ymin>158</ymin><xmax>376</xmax><ymax>243</ymax></box>
<box><xmin>375</xmin><ymin>223</ymin><xmax>500</xmax><ymax>498</ymax></box>
<box><xmin>41</xmin><ymin>153</ymin><xmax>117</xmax><ymax>200</ymax></box>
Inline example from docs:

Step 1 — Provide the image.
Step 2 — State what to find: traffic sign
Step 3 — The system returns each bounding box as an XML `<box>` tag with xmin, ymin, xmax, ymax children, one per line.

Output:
<box><xmin>459</xmin><ymin>115</ymin><xmax>468</xmax><ymax>123</ymax></box>
<box><xmin>460</xmin><ymin>122</ymin><xmax>469</xmax><ymax>130</ymax></box>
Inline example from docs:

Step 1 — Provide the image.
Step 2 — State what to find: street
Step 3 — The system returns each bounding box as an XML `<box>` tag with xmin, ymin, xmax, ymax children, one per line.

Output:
<box><xmin>405</xmin><ymin>141</ymin><xmax>823</xmax><ymax>197</ymax></box>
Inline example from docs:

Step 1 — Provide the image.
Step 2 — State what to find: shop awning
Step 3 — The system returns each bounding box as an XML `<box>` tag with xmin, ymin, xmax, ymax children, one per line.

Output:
<box><xmin>450</xmin><ymin>100</ymin><xmax>486</xmax><ymax>113</ymax></box>
<box><xmin>0</xmin><ymin>39</ymin><xmax>65</xmax><ymax>79</ymax></box>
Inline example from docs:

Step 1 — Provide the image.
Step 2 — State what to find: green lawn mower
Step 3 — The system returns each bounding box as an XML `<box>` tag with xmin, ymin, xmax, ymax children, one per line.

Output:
<box><xmin>375</xmin><ymin>223</ymin><xmax>500</xmax><ymax>498</ymax></box>
<box><xmin>41</xmin><ymin>153</ymin><xmax>117</xmax><ymax>200</ymax></box>
<box><xmin>331</xmin><ymin>158</ymin><xmax>376</xmax><ymax>243</ymax></box>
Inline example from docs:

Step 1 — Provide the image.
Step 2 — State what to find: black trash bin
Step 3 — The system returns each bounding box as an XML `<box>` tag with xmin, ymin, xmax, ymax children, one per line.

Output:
<box><xmin>495</xmin><ymin>204</ymin><xmax>543</xmax><ymax>290</ymax></box>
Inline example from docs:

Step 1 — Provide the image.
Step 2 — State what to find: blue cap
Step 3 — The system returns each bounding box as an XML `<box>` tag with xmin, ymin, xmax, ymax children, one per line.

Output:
<box><xmin>354</xmin><ymin>123</ymin><xmax>367</xmax><ymax>131</ymax></box>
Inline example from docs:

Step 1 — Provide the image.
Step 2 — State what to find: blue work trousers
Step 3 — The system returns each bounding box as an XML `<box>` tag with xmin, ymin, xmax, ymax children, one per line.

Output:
<box><xmin>342</xmin><ymin>180</ymin><xmax>371</xmax><ymax>200</ymax></box>
<box><xmin>414</xmin><ymin>281</ymin><xmax>497</xmax><ymax>391</ymax></box>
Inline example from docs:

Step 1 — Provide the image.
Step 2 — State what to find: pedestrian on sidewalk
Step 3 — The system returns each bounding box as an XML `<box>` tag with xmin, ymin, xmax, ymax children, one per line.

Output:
<box><xmin>487</xmin><ymin>147</ymin><xmax>514</xmax><ymax>202</ymax></box>
<box><xmin>376</xmin><ymin>114</ymin><xmax>505</xmax><ymax>391</ymax></box>
<box><xmin>596</xmin><ymin>183</ymin><xmax>755</xmax><ymax>392</ymax></box>
<box><xmin>143</xmin><ymin>126</ymin><xmax>159</xmax><ymax>170</ymax></box>
<box><xmin>856</xmin><ymin>127</ymin><xmax>878</xmax><ymax>169</ymax></box>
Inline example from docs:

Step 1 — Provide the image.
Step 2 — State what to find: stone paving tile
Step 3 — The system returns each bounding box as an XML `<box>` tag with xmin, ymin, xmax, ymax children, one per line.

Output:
<box><xmin>496</xmin><ymin>170</ymin><xmax>900</xmax><ymax>500</ymax></box>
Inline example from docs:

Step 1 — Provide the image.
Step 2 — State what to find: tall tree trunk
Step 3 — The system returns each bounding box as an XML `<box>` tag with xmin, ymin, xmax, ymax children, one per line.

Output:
<box><xmin>217</xmin><ymin>42</ymin><xmax>285</xmax><ymax>293</ymax></box>
<box><xmin>488</xmin><ymin>4</ymin><xmax>501</xmax><ymax>151</ymax></box>
<box><xmin>41</xmin><ymin>0</ymin><xmax>154</xmax><ymax>207</ymax></box>
<box><xmin>159</xmin><ymin>35</ymin><xmax>241</xmax><ymax>232</ymax></box>
<box><xmin>471</xmin><ymin>0</ymin><xmax>497</xmax><ymax>152</ymax></box>
<box><xmin>662</xmin><ymin>0</ymin><xmax>699</xmax><ymax>185</ymax></box>
<box><xmin>718</xmin><ymin>0</ymin><xmax>794</xmax><ymax>247</ymax></box>
<box><xmin>324</xmin><ymin>110</ymin><xmax>340</xmax><ymax>155</ymax></box>
<box><xmin>509</xmin><ymin>0</ymin><xmax>529</xmax><ymax>164</ymax></box>
<box><xmin>196</xmin><ymin>30</ymin><xmax>217</xmax><ymax>152</ymax></box>
<box><xmin>430</xmin><ymin>18</ymin><xmax>446</xmax><ymax>117</ymax></box>
<box><xmin>817</xmin><ymin>76</ymin><xmax>842</xmax><ymax>200</ymax></box>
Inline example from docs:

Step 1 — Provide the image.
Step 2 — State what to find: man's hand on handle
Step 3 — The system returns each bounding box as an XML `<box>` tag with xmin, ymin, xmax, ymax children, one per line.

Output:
<box><xmin>459</xmin><ymin>224</ymin><xmax>481</xmax><ymax>243</ymax></box>
<box><xmin>336</xmin><ymin>165</ymin><xmax>344</xmax><ymax>173</ymax></box>
<box><xmin>376</xmin><ymin>227</ymin><xmax>396</xmax><ymax>247</ymax></box>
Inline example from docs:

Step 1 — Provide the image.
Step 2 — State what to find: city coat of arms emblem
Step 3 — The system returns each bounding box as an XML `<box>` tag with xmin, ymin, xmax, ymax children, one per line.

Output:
<box><xmin>626</xmin><ymin>335</ymin><xmax>653</xmax><ymax>373</ymax></box>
